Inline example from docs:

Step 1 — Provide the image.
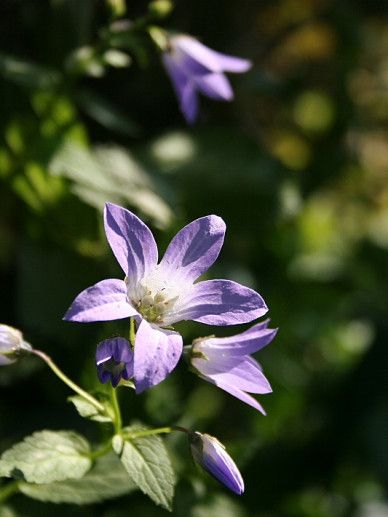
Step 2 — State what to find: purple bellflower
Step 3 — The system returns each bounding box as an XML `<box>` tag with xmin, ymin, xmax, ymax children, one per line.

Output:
<box><xmin>0</xmin><ymin>324</ymin><xmax>32</xmax><ymax>366</ymax></box>
<box><xmin>96</xmin><ymin>337</ymin><xmax>134</xmax><ymax>388</ymax></box>
<box><xmin>162</xmin><ymin>34</ymin><xmax>251</xmax><ymax>123</ymax></box>
<box><xmin>190</xmin><ymin>320</ymin><xmax>277</xmax><ymax>414</ymax></box>
<box><xmin>64</xmin><ymin>203</ymin><xmax>268</xmax><ymax>393</ymax></box>
<box><xmin>189</xmin><ymin>431</ymin><xmax>244</xmax><ymax>495</ymax></box>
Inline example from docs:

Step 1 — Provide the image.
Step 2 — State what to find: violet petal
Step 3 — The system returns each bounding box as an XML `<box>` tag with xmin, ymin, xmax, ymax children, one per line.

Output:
<box><xmin>201</xmin><ymin>375</ymin><xmax>266</xmax><ymax>414</ymax></box>
<box><xmin>196</xmin><ymin>356</ymin><xmax>272</xmax><ymax>394</ymax></box>
<box><xmin>190</xmin><ymin>432</ymin><xmax>245</xmax><ymax>494</ymax></box>
<box><xmin>134</xmin><ymin>319</ymin><xmax>183</xmax><ymax>393</ymax></box>
<box><xmin>174</xmin><ymin>36</ymin><xmax>250</xmax><ymax>74</ymax></box>
<box><xmin>198</xmin><ymin>322</ymin><xmax>278</xmax><ymax>356</ymax></box>
<box><xmin>104</xmin><ymin>203</ymin><xmax>158</xmax><ymax>285</ymax></box>
<box><xmin>162</xmin><ymin>53</ymin><xmax>199</xmax><ymax>123</ymax></box>
<box><xmin>176</xmin><ymin>279</ymin><xmax>267</xmax><ymax>325</ymax></box>
<box><xmin>159</xmin><ymin>215</ymin><xmax>226</xmax><ymax>283</ymax></box>
<box><xmin>64</xmin><ymin>278</ymin><xmax>136</xmax><ymax>322</ymax></box>
<box><xmin>194</xmin><ymin>73</ymin><xmax>234</xmax><ymax>101</ymax></box>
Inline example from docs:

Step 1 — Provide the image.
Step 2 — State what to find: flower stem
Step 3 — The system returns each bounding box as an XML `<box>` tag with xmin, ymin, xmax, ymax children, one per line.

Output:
<box><xmin>0</xmin><ymin>480</ymin><xmax>19</xmax><ymax>504</ymax></box>
<box><xmin>129</xmin><ymin>317</ymin><xmax>136</xmax><ymax>347</ymax></box>
<box><xmin>123</xmin><ymin>425</ymin><xmax>188</xmax><ymax>440</ymax></box>
<box><xmin>110</xmin><ymin>385</ymin><xmax>122</xmax><ymax>434</ymax></box>
<box><xmin>89</xmin><ymin>440</ymin><xmax>113</xmax><ymax>460</ymax></box>
<box><xmin>32</xmin><ymin>349</ymin><xmax>105</xmax><ymax>413</ymax></box>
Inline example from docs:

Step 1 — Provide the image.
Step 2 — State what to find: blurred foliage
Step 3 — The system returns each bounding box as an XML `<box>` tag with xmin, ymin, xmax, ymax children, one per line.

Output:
<box><xmin>1</xmin><ymin>0</ymin><xmax>388</xmax><ymax>515</ymax></box>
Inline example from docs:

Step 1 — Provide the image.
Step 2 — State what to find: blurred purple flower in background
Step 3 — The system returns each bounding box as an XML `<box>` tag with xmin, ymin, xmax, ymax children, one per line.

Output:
<box><xmin>65</xmin><ymin>203</ymin><xmax>267</xmax><ymax>393</ymax></box>
<box><xmin>96</xmin><ymin>337</ymin><xmax>134</xmax><ymax>387</ymax></box>
<box><xmin>190</xmin><ymin>320</ymin><xmax>277</xmax><ymax>413</ymax></box>
<box><xmin>162</xmin><ymin>34</ymin><xmax>251</xmax><ymax>123</ymax></box>
<box><xmin>189</xmin><ymin>431</ymin><xmax>244</xmax><ymax>494</ymax></box>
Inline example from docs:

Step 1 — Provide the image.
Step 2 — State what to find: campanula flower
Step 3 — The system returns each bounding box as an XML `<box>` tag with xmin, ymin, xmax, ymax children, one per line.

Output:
<box><xmin>162</xmin><ymin>34</ymin><xmax>251</xmax><ymax>123</ymax></box>
<box><xmin>96</xmin><ymin>337</ymin><xmax>134</xmax><ymax>388</ymax></box>
<box><xmin>189</xmin><ymin>431</ymin><xmax>244</xmax><ymax>495</ymax></box>
<box><xmin>190</xmin><ymin>320</ymin><xmax>277</xmax><ymax>414</ymax></box>
<box><xmin>0</xmin><ymin>324</ymin><xmax>32</xmax><ymax>366</ymax></box>
<box><xmin>64</xmin><ymin>203</ymin><xmax>267</xmax><ymax>392</ymax></box>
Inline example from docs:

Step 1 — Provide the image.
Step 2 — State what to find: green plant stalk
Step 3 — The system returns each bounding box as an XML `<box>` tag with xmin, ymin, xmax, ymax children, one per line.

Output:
<box><xmin>110</xmin><ymin>385</ymin><xmax>122</xmax><ymax>434</ymax></box>
<box><xmin>0</xmin><ymin>480</ymin><xmax>19</xmax><ymax>505</ymax></box>
<box><xmin>123</xmin><ymin>425</ymin><xmax>188</xmax><ymax>440</ymax></box>
<box><xmin>89</xmin><ymin>440</ymin><xmax>113</xmax><ymax>460</ymax></box>
<box><xmin>129</xmin><ymin>317</ymin><xmax>136</xmax><ymax>347</ymax></box>
<box><xmin>32</xmin><ymin>349</ymin><xmax>105</xmax><ymax>413</ymax></box>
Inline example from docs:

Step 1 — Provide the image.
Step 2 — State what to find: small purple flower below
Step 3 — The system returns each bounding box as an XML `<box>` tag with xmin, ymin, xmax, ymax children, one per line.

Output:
<box><xmin>190</xmin><ymin>320</ymin><xmax>277</xmax><ymax>414</ymax></box>
<box><xmin>189</xmin><ymin>431</ymin><xmax>244</xmax><ymax>495</ymax></box>
<box><xmin>0</xmin><ymin>324</ymin><xmax>32</xmax><ymax>366</ymax></box>
<box><xmin>96</xmin><ymin>337</ymin><xmax>134</xmax><ymax>388</ymax></box>
<box><xmin>65</xmin><ymin>203</ymin><xmax>268</xmax><ymax>393</ymax></box>
<box><xmin>162</xmin><ymin>34</ymin><xmax>251</xmax><ymax>123</ymax></box>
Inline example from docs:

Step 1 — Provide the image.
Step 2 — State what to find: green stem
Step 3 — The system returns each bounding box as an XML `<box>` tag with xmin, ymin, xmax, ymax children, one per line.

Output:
<box><xmin>123</xmin><ymin>425</ymin><xmax>188</xmax><ymax>440</ymax></box>
<box><xmin>129</xmin><ymin>317</ymin><xmax>136</xmax><ymax>347</ymax></box>
<box><xmin>89</xmin><ymin>440</ymin><xmax>113</xmax><ymax>460</ymax></box>
<box><xmin>32</xmin><ymin>349</ymin><xmax>105</xmax><ymax>413</ymax></box>
<box><xmin>0</xmin><ymin>480</ymin><xmax>19</xmax><ymax>505</ymax></box>
<box><xmin>110</xmin><ymin>385</ymin><xmax>122</xmax><ymax>434</ymax></box>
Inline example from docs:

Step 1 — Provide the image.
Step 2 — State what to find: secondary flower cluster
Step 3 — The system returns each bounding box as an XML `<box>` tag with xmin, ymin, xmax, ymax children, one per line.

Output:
<box><xmin>64</xmin><ymin>202</ymin><xmax>277</xmax><ymax>494</ymax></box>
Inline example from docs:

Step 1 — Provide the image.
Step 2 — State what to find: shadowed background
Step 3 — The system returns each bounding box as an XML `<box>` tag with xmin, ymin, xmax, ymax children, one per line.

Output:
<box><xmin>1</xmin><ymin>0</ymin><xmax>388</xmax><ymax>515</ymax></box>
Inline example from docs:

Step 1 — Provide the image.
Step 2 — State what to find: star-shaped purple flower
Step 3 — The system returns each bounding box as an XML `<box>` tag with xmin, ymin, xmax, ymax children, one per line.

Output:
<box><xmin>162</xmin><ymin>34</ymin><xmax>251</xmax><ymax>123</ymax></box>
<box><xmin>96</xmin><ymin>337</ymin><xmax>134</xmax><ymax>388</ymax></box>
<box><xmin>64</xmin><ymin>203</ymin><xmax>267</xmax><ymax>392</ymax></box>
<box><xmin>189</xmin><ymin>431</ymin><xmax>244</xmax><ymax>495</ymax></box>
<box><xmin>190</xmin><ymin>321</ymin><xmax>277</xmax><ymax>414</ymax></box>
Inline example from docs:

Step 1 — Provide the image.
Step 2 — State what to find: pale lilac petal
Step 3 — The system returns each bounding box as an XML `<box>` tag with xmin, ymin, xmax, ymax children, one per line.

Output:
<box><xmin>202</xmin><ymin>375</ymin><xmax>266</xmax><ymax>414</ymax></box>
<box><xmin>163</xmin><ymin>53</ymin><xmax>199</xmax><ymax>123</ymax></box>
<box><xmin>194</xmin><ymin>73</ymin><xmax>233</xmax><ymax>100</ymax></box>
<box><xmin>159</xmin><ymin>216</ymin><xmax>226</xmax><ymax>284</ymax></box>
<box><xmin>198</xmin><ymin>357</ymin><xmax>272</xmax><ymax>394</ymax></box>
<box><xmin>198</xmin><ymin>321</ymin><xmax>278</xmax><ymax>356</ymax></box>
<box><xmin>175</xmin><ymin>279</ymin><xmax>267</xmax><ymax>325</ymax></box>
<box><xmin>103</xmin><ymin>203</ymin><xmax>158</xmax><ymax>285</ymax></box>
<box><xmin>64</xmin><ymin>279</ymin><xmax>137</xmax><ymax>322</ymax></box>
<box><xmin>208</xmin><ymin>51</ymin><xmax>252</xmax><ymax>73</ymax></box>
<box><xmin>174</xmin><ymin>35</ymin><xmax>250</xmax><ymax>74</ymax></box>
<box><xmin>134</xmin><ymin>319</ymin><xmax>183</xmax><ymax>393</ymax></box>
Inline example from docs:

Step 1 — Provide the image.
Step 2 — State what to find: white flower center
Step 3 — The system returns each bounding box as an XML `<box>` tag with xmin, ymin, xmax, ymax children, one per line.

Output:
<box><xmin>126</xmin><ymin>267</ymin><xmax>185</xmax><ymax>326</ymax></box>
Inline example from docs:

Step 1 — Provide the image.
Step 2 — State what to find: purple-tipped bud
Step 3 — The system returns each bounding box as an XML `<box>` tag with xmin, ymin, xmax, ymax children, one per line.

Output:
<box><xmin>189</xmin><ymin>431</ymin><xmax>244</xmax><ymax>495</ymax></box>
<box><xmin>0</xmin><ymin>324</ymin><xmax>32</xmax><ymax>366</ymax></box>
<box><xmin>96</xmin><ymin>337</ymin><xmax>134</xmax><ymax>388</ymax></box>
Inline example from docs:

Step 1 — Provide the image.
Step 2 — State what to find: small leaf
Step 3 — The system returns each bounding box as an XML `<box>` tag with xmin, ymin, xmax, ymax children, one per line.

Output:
<box><xmin>76</xmin><ymin>90</ymin><xmax>140</xmax><ymax>137</ymax></box>
<box><xmin>0</xmin><ymin>431</ymin><xmax>91</xmax><ymax>483</ymax></box>
<box><xmin>68</xmin><ymin>395</ymin><xmax>112</xmax><ymax>423</ymax></box>
<box><xmin>116</xmin><ymin>425</ymin><xmax>175</xmax><ymax>511</ymax></box>
<box><xmin>0</xmin><ymin>52</ymin><xmax>60</xmax><ymax>89</ymax></box>
<box><xmin>19</xmin><ymin>453</ymin><xmax>136</xmax><ymax>504</ymax></box>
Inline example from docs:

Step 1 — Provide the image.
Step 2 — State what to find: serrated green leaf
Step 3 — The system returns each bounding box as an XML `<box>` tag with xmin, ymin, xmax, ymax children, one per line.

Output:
<box><xmin>18</xmin><ymin>453</ymin><xmax>135</xmax><ymax>505</ymax></box>
<box><xmin>68</xmin><ymin>395</ymin><xmax>112</xmax><ymax>423</ymax></box>
<box><xmin>117</xmin><ymin>425</ymin><xmax>175</xmax><ymax>511</ymax></box>
<box><xmin>0</xmin><ymin>431</ymin><xmax>91</xmax><ymax>483</ymax></box>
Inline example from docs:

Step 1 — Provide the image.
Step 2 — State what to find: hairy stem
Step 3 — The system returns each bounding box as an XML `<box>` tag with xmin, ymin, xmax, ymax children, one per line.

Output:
<box><xmin>0</xmin><ymin>480</ymin><xmax>19</xmax><ymax>505</ymax></box>
<box><xmin>32</xmin><ymin>349</ymin><xmax>105</xmax><ymax>413</ymax></box>
<box><xmin>110</xmin><ymin>385</ymin><xmax>122</xmax><ymax>434</ymax></box>
<box><xmin>129</xmin><ymin>317</ymin><xmax>136</xmax><ymax>347</ymax></box>
<box><xmin>123</xmin><ymin>425</ymin><xmax>188</xmax><ymax>440</ymax></box>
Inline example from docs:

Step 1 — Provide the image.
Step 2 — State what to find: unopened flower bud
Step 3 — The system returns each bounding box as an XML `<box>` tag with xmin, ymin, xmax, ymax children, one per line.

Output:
<box><xmin>189</xmin><ymin>431</ymin><xmax>244</xmax><ymax>495</ymax></box>
<box><xmin>0</xmin><ymin>324</ymin><xmax>32</xmax><ymax>366</ymax></box>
